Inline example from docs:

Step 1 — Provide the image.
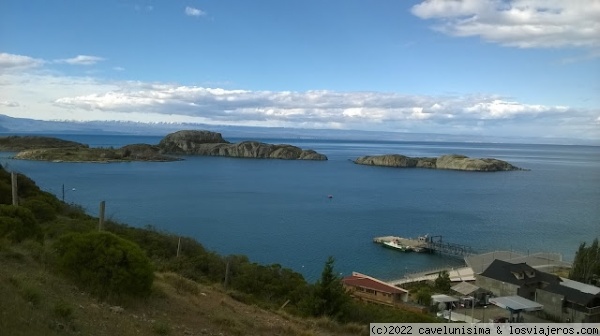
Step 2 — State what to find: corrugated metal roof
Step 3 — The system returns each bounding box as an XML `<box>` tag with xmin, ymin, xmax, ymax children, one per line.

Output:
<box><xmin>489</xmin><ymin>296</ymin><xmax>543</xmax><ymax>312</ymax></box>
<box><xmin>559</xmin><ymin>278</ymin><xmax>600</xmax><ymax>295</ymax></box>
<box><xmin>451</xmin><ymin>281</ymin><xmax>480</xmax><ymax>295</ymax></box>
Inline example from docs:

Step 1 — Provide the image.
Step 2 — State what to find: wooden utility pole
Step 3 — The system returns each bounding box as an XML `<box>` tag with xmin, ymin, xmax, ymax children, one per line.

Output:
<box><xmin>176</xmin><ymin>237</ymin><xmax>181</xmax><ymax>257</ymax></box>
<box><xmin>62</xmin><ymin>184</ymin><xmax>65</xmax><ymax>203</ymax></box>
<box><xmin>11</xmin><ymin>172</ymin><xmax>18</xmax><ymax>206</ymax></box>
<box><xmin>98</xmin><ymin>201</ymin><xmax>105</xmax><ymax>231</ymax></box>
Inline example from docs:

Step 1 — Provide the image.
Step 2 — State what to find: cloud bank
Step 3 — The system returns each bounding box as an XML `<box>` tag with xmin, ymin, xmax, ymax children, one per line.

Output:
<box><xmin>0</xmin><ymin>52</ymin><xmax>598</xmax><ymax>140</ymax></box>
<box><xmin>411</xmin><ymin>0</ymin><xmax>600</xmax><ymax>49</ymax></box>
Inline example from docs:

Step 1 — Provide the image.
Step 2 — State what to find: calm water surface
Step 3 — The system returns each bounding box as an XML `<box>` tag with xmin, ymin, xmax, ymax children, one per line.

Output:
<box><xmin>2</xmin><ymin>134</ymin><xmax>599</xmax><ymax>282</ymax></box>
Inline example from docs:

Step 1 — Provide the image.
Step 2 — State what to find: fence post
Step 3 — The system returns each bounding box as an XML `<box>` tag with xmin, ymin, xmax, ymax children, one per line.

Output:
<box><xmin>11</xmin><ymin>172</ymin><xmax>18</xmax><ymax>206</ymax></box>
<box><xmin>98</xmin><ymin>201</ymin><xmax>105</xmax><ymax>231</ymax></box>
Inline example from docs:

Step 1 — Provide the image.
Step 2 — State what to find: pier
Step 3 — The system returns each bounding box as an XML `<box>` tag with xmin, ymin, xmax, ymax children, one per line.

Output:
<box><xmin>373</xmin><ymin>234</ymin><xmax>476</xmax><ymax>258</ymax></box>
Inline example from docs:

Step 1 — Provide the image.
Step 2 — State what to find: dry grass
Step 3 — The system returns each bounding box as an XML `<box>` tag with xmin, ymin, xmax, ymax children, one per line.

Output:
<box><xmin>0</xmin><ymin>245</ymin><xmax>360</xmax><ymax>336</ymax></box>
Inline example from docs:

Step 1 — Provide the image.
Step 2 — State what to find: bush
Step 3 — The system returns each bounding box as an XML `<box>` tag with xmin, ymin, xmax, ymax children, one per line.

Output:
<box><xmin>54</xmin><ymin>231</ymin><xmax>154</xmax><ymax>299</ymax></box>
<box><xmin>0</xmin><ymin>205</ymin><xmax>42</xmax><ymax>243</ymax></box>
<box><xmin>53</xmin><ymin>300</ymin><xmax>74</xmax><ymax>319</ymax></box>
<box><xmin>152</xmin><ymin>320</ymin><xmax>171</xmax><ymax>335</ymax></box>
<box><xmin>21</xmin><ymin>284</ymin><xmax>42</xmax><ymax>306</ymax></box>
<box><xmin>0</xmin><ymin>181</ymin><xmax>11</xmax><ymax>205</ymax></box>
<box><xmin>22</xmin><ymin>198</ymin><xmax>57</xmax><ymax>222</ymax></box>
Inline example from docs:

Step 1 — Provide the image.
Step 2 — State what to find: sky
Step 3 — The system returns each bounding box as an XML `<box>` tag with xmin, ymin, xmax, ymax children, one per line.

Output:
<box><xmin>1</xmin><ymin>0</ymin><xmax>599</xmax><ymax>141</ymax></box>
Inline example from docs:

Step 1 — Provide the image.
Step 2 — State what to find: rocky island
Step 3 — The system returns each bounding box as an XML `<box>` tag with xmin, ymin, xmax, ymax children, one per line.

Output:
<box><xmin>354</xmin><ymin>154</ymin><xmax>524</xmax><ymax>172</ymax></box>
<box><xmin>5</xmin><ymin>130</ymin><xmax>327</xmax><ymax>162</ymax></box>
<box><xmin>157</xmin><ymin>130</ymin><xmax>327</xmax><ymax>160</ymax></box>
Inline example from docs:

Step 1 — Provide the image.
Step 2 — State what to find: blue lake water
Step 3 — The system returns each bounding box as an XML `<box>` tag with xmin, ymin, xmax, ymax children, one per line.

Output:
<box><xmin>1</xmin><ymin>134</ymin><xmax>599</xmax><ymax>282</ymax></box>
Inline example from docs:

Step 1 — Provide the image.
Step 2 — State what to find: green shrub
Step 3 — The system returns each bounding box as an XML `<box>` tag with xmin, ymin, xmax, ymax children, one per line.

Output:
<box><xmin>54</xmin><ymin>231</ymin><xmax>154</xmax><ymax>299</ymax></box>
<box><xmin>53</xmin><ymin>300</ymin><xmax>74</xmax><ymax>319</ymax></box>
<box><xmin>0</xmin><ymin>205</ymin><xmax>42</xmax><ymax>243</ymax></box>
<box><xmin>16</xmin><ymin>173</ymin><xmax>44</xmax><ymax>198</ymax></box>
<box><xmin>0</xmin><ymin>181</ymin><xmax>11</xmax><ymax>205</ymax></box>
<box><xmin>22</xmin><ymin>198</ymin><xmax>58</xmax><ymax>222</ymax></box>
<box><xmin>21</xmin><ymin>285</ymin><xmax>42</xmax><ymax>306</ymax></box>
<box><xmin>21</xmin><ymin>239</ymin><xmax>45</xmax><ymax>261</ymax></box>
<box><xmin>152</xmin><ymin>320</ymin><xmax>171</xmax><ymax>335</ymax></box>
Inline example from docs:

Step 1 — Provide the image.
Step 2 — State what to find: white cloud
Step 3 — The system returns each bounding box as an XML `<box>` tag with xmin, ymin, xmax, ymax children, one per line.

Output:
<box><xmin>57</xmin><ymin>55</ymin><xmax>106</xmax><ymax>65</ymax></box>
<box><xmin>411</xmin><ymin>0</ymin><xmax>600</xmax><ymax>49</ymax></box>
<box><xmin>0</xmin><ymin>53</ymin><xmax>45</xmax><ymax>71</ymax></box>
<box><xmin>47</xmin><ymin>83</ymin><xmax>596</xmax><ymax>139</ymax></box>
<box><xmin>0</xmin><ymin>55</ymin><xmax>597</xmax><ymax>140</ymax></box>
<box><xmin>185</xmin><ymin>6</ymin><xmax>206</xmax><ymax>17</ymax></box>
<box><xmin>0</xmin><ymin>101</ymin><xmax>20</xmax><ymax>107</ymax></box>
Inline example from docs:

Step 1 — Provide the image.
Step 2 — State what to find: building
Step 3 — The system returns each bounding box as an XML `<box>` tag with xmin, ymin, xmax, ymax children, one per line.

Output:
<box><xmin>342</xmin><ymin>272</ymin><xmax>409</xmax><ymax>306</ymax></box>
<box><xmin>475</xmin><ymin>259</ymin><xmax>600</xmax><ymax>322</ymax></box>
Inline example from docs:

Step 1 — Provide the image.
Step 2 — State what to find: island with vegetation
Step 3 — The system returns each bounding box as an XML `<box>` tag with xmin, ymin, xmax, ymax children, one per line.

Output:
<box><xmin>4</xmin><ymin>130</ymin><xmax>328</xmax><ymax>163</ymax></box>
<box><xmin>0</xmin><ymin>135</ymin><xmax>88</xmax><ymax>151</ymax></box>
<box><xmin>158</xmin><ymin>130</ymin><xmax>327</xmax><ymax>160</ymax></box>
<box><xmin>354</xmin><ymin>154</ymin><xmax>525</xmax><ymax>172</ymax></box>
<box><xmin>14</xmin><ymin>143</ymin><xmax>180</xmax><ymax>163</ymax></box>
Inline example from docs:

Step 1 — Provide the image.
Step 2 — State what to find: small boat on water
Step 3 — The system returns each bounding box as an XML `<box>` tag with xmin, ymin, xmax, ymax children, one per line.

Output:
<box><xmin>382</xmin><ymin>240</ymin><xmax>413</xmax><ymax>252</ymax></box>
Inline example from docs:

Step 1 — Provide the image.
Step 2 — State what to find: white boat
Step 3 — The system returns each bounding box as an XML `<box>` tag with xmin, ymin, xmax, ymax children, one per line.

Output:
<box><xmin>382</xmin><ymin>240</ymin><xmax>413</xmax><ymax>252</ymax></box>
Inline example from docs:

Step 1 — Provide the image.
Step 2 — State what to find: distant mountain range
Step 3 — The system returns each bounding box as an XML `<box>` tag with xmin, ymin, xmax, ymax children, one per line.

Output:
<box><xmin>0</xmin><ymin>114</ymin><xmax>597</xmax><ymax>145</ymax></box>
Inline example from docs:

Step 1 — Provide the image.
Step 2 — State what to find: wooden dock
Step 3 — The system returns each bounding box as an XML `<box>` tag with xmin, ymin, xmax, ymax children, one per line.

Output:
<box><xmin>373</xmin><ymin>234</ymin><xmax>476</xmax><ymax>257</ymax></box>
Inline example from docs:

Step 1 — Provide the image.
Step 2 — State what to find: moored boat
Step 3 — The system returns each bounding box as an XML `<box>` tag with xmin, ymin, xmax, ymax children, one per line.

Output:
<box><xmin>382</xmin><ymin>240</ymin><xmax>413</xmax><ymax>252</ymax></box>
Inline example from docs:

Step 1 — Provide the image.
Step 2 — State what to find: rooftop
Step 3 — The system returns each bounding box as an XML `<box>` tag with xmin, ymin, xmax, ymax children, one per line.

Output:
<box><xmin>489</xmin><ymin>296</ymin><xmax>543</xmax><ymax>312</ymax></box>
<box><xmin>466</xmin><ymin>251</ymin><xmax>571</xmax><ymax>274</ymax></box>
<box><xmin>479</xmin><ymin>259</ymin><xmax>559</xmax><ymax>286</ymax></box>
<box><xmin>451</xmin><ymin>281</ymin><xmax>480</xmax><ymax>296</ymax></box>
<box><xmin>342</xmin><ymin>272</ymin><xmax>408</xmax><ymax>294</ymax></box>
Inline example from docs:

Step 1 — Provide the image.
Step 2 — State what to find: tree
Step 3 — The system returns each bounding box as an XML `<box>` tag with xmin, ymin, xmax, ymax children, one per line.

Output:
<box><xmin>434</xmin><ymin>270</ymin><xmax>451</xmax><ymax>293</ymax></box>
<box><xmin>569</xmin><ymin>238</ymin><xmax>600</xmax><ymax>285</ymax></box>
<box><xmin>310</xmin><ymin>256</ymin><xmax>349</xmax><ymax>318</ymax></box>
<box><xmin>54</xmin><ymin>231</ymin><xmax>154</xmax><ymax>299</ymax></box>
<box><xmin>416</xmin><ymin>286</ymin><xmax>433</xmax><ymax>306</ymax></box>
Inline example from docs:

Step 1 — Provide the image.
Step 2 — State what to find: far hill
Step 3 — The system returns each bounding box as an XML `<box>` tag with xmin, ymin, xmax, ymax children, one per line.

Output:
<box><xmin>2</xmin><ymin>113</ymin><xmax>597</xmax><ymax>145</ymax></box>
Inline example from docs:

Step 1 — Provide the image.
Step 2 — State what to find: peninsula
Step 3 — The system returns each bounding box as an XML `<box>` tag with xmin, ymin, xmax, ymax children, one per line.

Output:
<box><xmin>5</xmin><ymin>130</ymin><xmax>328</xmax><ymax>162</ymax></box>
<box><xmin>13</xmin><ymin>143</ymin><xmax>180</xmax><ymax>163</ymax></box>
<box><xmin>354</xmin><ymin>154</ymin><xmax>524</xmax><ymax>172</ymax></box>
<box><xmin>0</xmin><ymin>135</ymin><xmax>88</xmax><ymax>151</ymax></box>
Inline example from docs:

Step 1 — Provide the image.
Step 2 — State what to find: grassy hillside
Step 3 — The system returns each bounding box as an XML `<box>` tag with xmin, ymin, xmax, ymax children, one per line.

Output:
<box><xmin>0</xmin><ymin>164</ymin><xmax>436</xmax><ymax>335</ymax></box>
<box><xmin>0</xmin><ymin>246</ymin><xmax>365</xmax><ymax>336</ymax></box>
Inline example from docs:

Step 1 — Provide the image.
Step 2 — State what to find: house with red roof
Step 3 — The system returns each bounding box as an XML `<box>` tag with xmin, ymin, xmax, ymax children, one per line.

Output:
<box><xmin>342</xmin><ymin>272</ymin><xmax>409</xmax><ymax>306</ymax></box>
